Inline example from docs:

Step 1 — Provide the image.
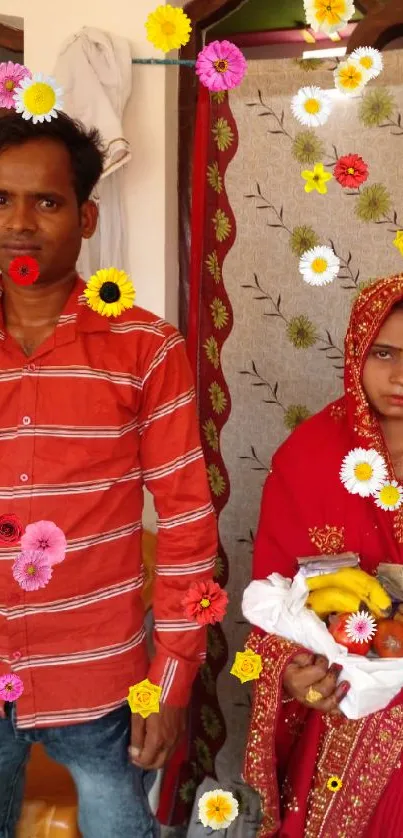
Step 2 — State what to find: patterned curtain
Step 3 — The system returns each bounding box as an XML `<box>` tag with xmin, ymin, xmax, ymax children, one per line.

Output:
<box><xmin>182</xmin><ymin>49</ymin><xmax>403</xmax><ymax>829</ymax></box>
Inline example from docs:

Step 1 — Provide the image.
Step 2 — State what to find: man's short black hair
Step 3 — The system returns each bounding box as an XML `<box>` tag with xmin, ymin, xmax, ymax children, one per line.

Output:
<box><xmin>0</xmin><ymin>109</ymin><xmax>105</xmax><ymax>206</ymax></box>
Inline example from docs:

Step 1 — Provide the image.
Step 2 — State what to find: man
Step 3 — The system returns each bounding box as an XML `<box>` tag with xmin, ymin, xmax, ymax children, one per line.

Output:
<box><xmin>0</xmin><ymin>110</ymin><xmax>217</xmax><ymax>838</ymax></box>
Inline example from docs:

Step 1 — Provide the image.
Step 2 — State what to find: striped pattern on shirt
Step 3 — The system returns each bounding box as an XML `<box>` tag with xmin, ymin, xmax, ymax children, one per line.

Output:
<box><xmin>0</xmin><ymin>277</ymin><xmax>217</xmax><ymax>728</ymax></box>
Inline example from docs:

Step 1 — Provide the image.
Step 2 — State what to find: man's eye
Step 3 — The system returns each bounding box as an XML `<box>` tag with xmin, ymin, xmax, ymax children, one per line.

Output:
<box><xmin>40</xmin><ymin>199</ymin><xmax>57</xmax><ymax>209</ymax></box>
<box><xmin>0</xmin><ymin>196</ymin><xmax>8</xmax><ymax>205</ymax></box>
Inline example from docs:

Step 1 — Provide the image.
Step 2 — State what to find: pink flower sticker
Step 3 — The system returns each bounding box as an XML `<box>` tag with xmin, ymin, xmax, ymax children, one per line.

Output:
<box><xmin>182</xmin><ymin>579</ymin><xmax>228</xmax><ymax>626</ymax></box>
<box><xmin>21</xmin><ymin>520</ymin><xmax>66</xmax><ymax>566</ymax></box>
<box><xmin>0</xmin><ymin>62</ymin><xmax>31</xmax><ymax>109</ymax></box>
<box><xmin>12</xmin><ymin>550</ymin><xmax>52</xmax><ymax>591</ymax></box>
<box><xmin>0</xmin><ymin>673</ymin><xmax>24</xmax><ymax>701</ymax></box>
<box><xmin>196</xmin><ymin>40</ymin><xmax>247</xmax><ymax>92</ymax></box>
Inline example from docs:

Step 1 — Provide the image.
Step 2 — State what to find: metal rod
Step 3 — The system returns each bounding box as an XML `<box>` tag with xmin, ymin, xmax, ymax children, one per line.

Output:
<box><xmin>132</xmin><ymin>58</ymin><xmax>195</xmax><ymax>66</ymax></box>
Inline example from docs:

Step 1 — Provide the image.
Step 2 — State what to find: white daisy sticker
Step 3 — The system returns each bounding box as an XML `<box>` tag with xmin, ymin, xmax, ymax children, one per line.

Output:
<box><xmin>345</xmin><ymin>611</ymin><xmax>377</xmax><ymax>643</ymax></box>
<box><xmin>334</xmin><ymin>58</ymin><xmax>369</xmax><ymax>97</ymax></box>
<box><xmin>291</xmin><ymin>85</ymin><xmax>332</xmax><ymax>128</ymax></box>
<box><xmin>340</xmin><ymin>448</ymin><xmax>387</xmax><ymax>497</ymax></box>
<box><xmin>299</xmin><ymin>245</ymin><xmax>340</xmax><ymax>286</ymax></box>
<box><xmin>374</xmin><ymin>481</ymin><xmax>403</xmax><ymax>511</ymax></box>
<box><xmin>198</xmin><ymin>789</ymin><xmax>239</xmax><ymax>830</ymax></box>
<box><xmin>350</xmin><ymin>47</ymin><xmax>383</xmax><ymax>80</ymax></box>
<box><xmin>13</xmin><ymin>73</ymin><xmax>63</xmax><ymax>124</ymax></box>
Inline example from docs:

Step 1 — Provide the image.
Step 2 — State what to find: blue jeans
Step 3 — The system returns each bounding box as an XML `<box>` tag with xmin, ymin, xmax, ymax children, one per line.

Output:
<box><xmin>0</xmin><ymin>703</ymin><xmax>159</xmax><ymax>838</ymax></box>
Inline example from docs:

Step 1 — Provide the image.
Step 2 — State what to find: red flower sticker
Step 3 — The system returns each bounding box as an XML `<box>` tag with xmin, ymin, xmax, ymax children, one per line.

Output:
<box><xmin>0</xmin><ymin>514</ymin><xmax>23</xmax><ymax>545</ymax></box>
<box><xmin>334</xmin><ymin>154</ymin><xmax>369</xmax><ymax>189</ymax></box>
<box><xmin>182</xmin><ymin>579</ymin><xmax>228</xmax><ymax>626</ymax></box>
<box><xmin>8</xmin><ymin>255</ymin><xmax>40</xmax><ymax>286</ymax></box>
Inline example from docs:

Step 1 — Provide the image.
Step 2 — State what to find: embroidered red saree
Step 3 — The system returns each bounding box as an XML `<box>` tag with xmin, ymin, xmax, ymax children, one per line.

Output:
<box><xmin>244</xmin><ymin>275</ymin><xmax>403</xmax><ymax>837</ymax></box>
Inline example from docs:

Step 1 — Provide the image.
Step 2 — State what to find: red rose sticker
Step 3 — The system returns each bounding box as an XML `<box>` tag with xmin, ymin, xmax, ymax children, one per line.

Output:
<box><xmin>8</xmin><ymin>256</ymin><xmax>40</xmax><ymax>286</ymax></box>
<box><xmin>334</xmin><ymin>154</ymin><xmax>369</xmax><ymax>189</ymax></box>
<box><xmin>0</xmin><ymin>514</ymin><xmax>23</xmax><ymax>545</ymax></box>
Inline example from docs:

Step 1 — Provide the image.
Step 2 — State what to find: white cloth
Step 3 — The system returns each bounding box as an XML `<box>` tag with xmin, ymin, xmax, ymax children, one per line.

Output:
<box><xmin>54</xmin><ymin>27</ymin><xmax>132</xmax><ymax>277</ymax></box>
<box><xmin>242</xmin><ymin>571</ymin><xmax>403</xmax><ymax>719</ymax></box>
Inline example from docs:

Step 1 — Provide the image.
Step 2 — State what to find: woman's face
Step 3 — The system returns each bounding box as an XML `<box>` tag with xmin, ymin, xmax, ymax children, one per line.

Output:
<box><xmin>363</xmin><ymin>307</ymin><xmax>403</xmax><ymax>418</ymax></box>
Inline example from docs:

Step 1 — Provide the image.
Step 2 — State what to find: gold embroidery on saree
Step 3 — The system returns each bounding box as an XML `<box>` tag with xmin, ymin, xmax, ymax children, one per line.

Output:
<box><xmin>305</xmin><ymin>707</ymin><xmax>403</xmax><ymax>837</ymax></box>
<box><xmin>244</xmin><ymin>631</ymin><xmax>300</xmax><ymax>837</ymax></box>
<box><xmin>309</xmin><ymin>525</ymin><xmax>345</xmax><ymax>554</ymax></box>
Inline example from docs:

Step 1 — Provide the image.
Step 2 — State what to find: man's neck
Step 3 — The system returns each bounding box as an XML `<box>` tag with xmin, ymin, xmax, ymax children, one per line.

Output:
<box><xmin>2</xmin><ymin>271</ymin><xmax>77</xmax><ymax>329</ymax></box>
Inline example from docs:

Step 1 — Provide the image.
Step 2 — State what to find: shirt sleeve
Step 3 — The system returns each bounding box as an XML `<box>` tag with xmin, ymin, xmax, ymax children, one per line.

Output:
<box><xmin>138</xmin><ymin>325</ymin><xmax>218</xmax><ymax>707</ymax></box>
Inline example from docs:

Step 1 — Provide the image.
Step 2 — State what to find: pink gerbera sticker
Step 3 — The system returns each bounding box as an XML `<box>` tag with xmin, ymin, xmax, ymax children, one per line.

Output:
<box><xmin>0</xmin><ymin>673</ymin><xmax>24</xmax><ymax>701</ymax></box>
<box><xmin>21</xmin><ymin>520</ymin><xmax>66</xmax><ymax>566</ymax></box>
<box><xmin>0</xmin><ymin>62</ymin><xmax>31</xmax><ymax>109</ymax></box>
<box><xmin>12</xmin><ymin>550</ymin><xmax>52</xmax><ymax>591</ymax></box>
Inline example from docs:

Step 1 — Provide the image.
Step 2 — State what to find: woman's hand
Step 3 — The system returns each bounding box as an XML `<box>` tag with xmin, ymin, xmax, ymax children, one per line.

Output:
<box><xmin>283</xmin><ymin>652</ymin><xmax>350</xmax><ymax>714</ymax></box>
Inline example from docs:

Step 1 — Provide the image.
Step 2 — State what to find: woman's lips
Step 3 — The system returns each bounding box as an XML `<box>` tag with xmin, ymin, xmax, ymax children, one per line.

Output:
<box><xmin>387</xmin><ymin>395</ymin><xmax>403</xmax><ymax>405</ymax></box>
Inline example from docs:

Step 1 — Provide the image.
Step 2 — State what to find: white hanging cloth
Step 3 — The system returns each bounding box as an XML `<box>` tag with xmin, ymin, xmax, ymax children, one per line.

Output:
<box><xmin>54</xmin><ymin>27</ymin><xmax>132</xmax><ymax>279</ymax></box>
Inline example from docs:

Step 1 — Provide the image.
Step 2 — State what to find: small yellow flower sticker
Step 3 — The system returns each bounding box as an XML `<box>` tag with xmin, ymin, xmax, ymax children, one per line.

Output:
<box><xmin>327</xmin><ymin>775</ymin><xmax>343</xmax><ymax>792</ymax></box>
<box><xmin>127</xmin><ymin>679</ymin><xmax>162</xmax><ymax>719</ymax></box>
<box><xmin>230</xmin><ymin>649</ymin><xmax>262</xmax><ymax>684</ymax></box>
<box><xmin>301</xmin><ymin>162</ymin><xmax>333</xmax><ymax>195</ymax></box>
<box><xmin>393</xmin><ymin>231</ymin><xmax>403</xmax><ymax>257</ymax></box>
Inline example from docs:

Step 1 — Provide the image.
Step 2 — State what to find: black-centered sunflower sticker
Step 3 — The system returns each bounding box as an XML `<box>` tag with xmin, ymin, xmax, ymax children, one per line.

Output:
<box><xmin>84</xmin><ymin>268</ymin><xmax>136</xmax><ymax>317</ymax></box>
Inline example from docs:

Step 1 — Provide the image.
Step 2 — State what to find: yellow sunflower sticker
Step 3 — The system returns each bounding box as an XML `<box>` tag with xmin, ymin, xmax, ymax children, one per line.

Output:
<box><xmin>84</xmin><ymin>268</ymin><xmax>135</xmax><ymax>318</ymax></box>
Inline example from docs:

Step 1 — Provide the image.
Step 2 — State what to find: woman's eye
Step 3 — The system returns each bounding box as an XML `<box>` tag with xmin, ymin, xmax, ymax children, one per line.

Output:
<box><xmin>375</xmin><ymin>350</ymin><xmax>391</xmax><ymax>360</ymax></box>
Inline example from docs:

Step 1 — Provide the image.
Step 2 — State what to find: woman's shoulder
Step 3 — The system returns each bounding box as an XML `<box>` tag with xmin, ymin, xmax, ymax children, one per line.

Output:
<box><xmin>273</xmin><ymin>398</ymin><xmax>349</xmax><ymax>468</ymax></box>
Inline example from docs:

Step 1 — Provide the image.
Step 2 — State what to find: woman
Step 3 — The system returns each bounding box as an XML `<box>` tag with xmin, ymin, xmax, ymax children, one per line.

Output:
<box><xmin>244</xmin><ymin>274</ymin><xmax>403</xmax><ymax>837</ymax></box>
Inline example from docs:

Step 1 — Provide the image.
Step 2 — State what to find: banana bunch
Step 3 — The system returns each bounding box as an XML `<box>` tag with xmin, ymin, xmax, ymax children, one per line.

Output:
<box><xmin>306</xmin><ymin>567</ymin><xmax>392</xmax><ymax>619</ymax></box>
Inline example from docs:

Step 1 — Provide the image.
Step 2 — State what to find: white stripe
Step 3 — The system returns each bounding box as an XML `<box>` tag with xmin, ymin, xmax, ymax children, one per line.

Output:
<box><xmin>0</xmin><ymin>418</ymin><xmax>139</xmax><ymax>442</ymax></box>
<box><xmin>2</xmin><ymin>575</ymin><xmax>144</xmax><ymax>620</ymax></box>
<box><xmin>38</xmin><ymin>366</ymin><xmax>143</xmax><ymax>389</ymax></box>
<box><xmin>143</xmin><ymin>448</ymin><xmax>203</xmax><ymax>482</ymax></box>
<box><xmin>156</xmin><ymin>556</ymin><xmax>216</xmax><ymax>577</ymax></box>
<box><xmin>109</xmin><ymin>322</ymin><xmax>165</xmax><ymax>337</ymax></box>
<box><xmin>156</xmin><ymin>620</ymin><xmax>202</xmax><ymax>632</ymax></box>
<box><xmin>138</xmin><ymin>389</ymin><xmax>195</xmax><ymax>433</ymax></box>
<box><xmin>17</xmin><ymin>698</ymin><xmax>126</xmax><ymax>729</ymax></box>
<box><xmin>143</xmin><ymin>334</ymin><xmax>184</xmax><ymax>384</ymax></box>
<box><xmin>13</xmin><ymin>629</ymin><xmax>145</xmax><ymax>671</ymax></box>
<box><xmin>0</xmin><ymin>468</ymin><xmax>141</xmax><ymax>500</ymax></box>
<box><xmin>158</xmin><ymin>502</ymin><xmax>215</xmax><ymax>530</ymax></box>
<box><xmin>161</xmin><ymin>659</ymin><xmax>178</xmax><ymax>702</ymax></box>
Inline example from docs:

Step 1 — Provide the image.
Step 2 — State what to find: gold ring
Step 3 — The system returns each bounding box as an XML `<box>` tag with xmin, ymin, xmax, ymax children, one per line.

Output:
<box><xmin>305</xmin><ymin>686</ymin><xmax>323</xmax><ymax>704</ymax></box>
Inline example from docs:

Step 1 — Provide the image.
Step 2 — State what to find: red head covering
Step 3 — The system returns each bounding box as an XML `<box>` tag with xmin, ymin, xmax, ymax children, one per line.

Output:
<box><xmin>345</xmin><ymin>273</ymin><xmax>403</xmax><ymax>454</ymax></box>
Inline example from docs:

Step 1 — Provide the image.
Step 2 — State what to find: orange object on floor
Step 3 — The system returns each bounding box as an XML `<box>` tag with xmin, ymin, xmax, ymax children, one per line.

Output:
<box><xmin>16</xmin><ymin>530</ymin><xmax>157</xmax><ymax>837</ymax></box>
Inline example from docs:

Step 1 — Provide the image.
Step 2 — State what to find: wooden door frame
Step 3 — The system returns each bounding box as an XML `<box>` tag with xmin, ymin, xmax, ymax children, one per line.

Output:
<box><xmin>348</xmin><ymin>0</ymin><xmax>403</xmax><ymax>51</ymax></box>
<box><xmin>178</xmin><ymin>0</ymin><xmax>247</xmax><ymax>332</ymax></box>
<box><xmin>0</xmin><ymin>22</ymin><xmax>23</xmax><ymax>53</ymax></box>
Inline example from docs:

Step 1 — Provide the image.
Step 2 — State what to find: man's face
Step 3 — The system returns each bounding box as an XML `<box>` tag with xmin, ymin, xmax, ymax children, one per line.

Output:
<box><xmin>0</xmin><ymin>137</ymin><xmax>97</xmax><ymax>285</ymax></box>
<box><xmin>363</xmin><ymin>308</ymin><xmax>403</xmax><ymax>418</ymax></box>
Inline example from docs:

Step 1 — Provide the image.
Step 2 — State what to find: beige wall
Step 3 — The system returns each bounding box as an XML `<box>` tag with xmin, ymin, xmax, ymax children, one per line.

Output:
<box><xmin>0</xmin><ymin>0</ymin><xmax>180</xmax><ymax>323</ymax></box>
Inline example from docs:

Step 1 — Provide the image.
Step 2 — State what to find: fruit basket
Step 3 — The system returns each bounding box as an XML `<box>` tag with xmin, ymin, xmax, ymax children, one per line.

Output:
<box><xmin>242</xmin><ymin>563</ymin><xmax>403</xmax><ymax>719</ymax></box>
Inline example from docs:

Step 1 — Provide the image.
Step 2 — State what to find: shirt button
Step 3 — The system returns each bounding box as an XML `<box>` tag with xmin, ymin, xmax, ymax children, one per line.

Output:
<box><xmin>22</xmin><ymin>416</ymin><xmax>31</xmax><ymax>426</ymax></box>
<box><xmin>19</xmin><ymin>473</ymin><xmax>29</xmax><ymax>483</ymax></box>
<box><xmin>27</xmin><ymin>363</ymin><xmax>36</xmax><ymax>372</ymax></box>
<box><xmin>12</xmin><ymin>651</ymin><xmax>22</xmax><ymax>661</ymax></box>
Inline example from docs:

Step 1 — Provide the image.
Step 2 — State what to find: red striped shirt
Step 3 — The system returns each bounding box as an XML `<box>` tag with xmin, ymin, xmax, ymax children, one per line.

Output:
<box><xmin>0</xmin><ymin>277</ymin><xmax>217</xmax><ymax>728</ymax></box>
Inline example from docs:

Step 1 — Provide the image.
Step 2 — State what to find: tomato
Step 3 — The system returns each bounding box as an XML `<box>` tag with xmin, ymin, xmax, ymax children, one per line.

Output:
<box><xmin>372</xmin><ymin>619</ymin><xmax>403</xmax><ymax>658</ymax></box>
<box><xmin>328</xmin><ymin>613</ymin><xmax>372</xmax><ymax>656</ymax></box>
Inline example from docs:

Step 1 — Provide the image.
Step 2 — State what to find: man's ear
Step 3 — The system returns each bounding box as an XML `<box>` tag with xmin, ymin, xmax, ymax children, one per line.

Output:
<box><xmin>80</xmin><ymin>200</ymin><xmax>98</xmax><ymax>240</ymax></box>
